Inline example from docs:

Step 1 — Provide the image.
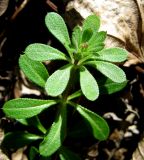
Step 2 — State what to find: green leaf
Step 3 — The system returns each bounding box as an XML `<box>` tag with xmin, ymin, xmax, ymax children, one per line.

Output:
<box><xmin>88</xmin><ymin>31</ymin><xmax>106</xmax><ymax>44</ymax></box>
<box><xmin>95</xmin><ymin>48</ymin><xmax>128</xmax><ymax>62</ymax></box>
<box><xmin>3</xmin><ymin>98</ymin><xmax>57</xmax><ymax>119</ymax></box>
<box><xmin>39</xmin><ymin>106</ymin><xmax>67</xmax><ymax>157</ymax></box>
<box><xmin>85</xmin><ymin>31</ymin><xmax>106</xmax><ymax>53</ymax></box>
<box><xmin>45</xmin><ymin>64</ymin><xmax>72</xmax><ymax>97</ymax></box>
<box><xmin>82</xmin><ymin>15</ymin><xmax>100</xmax><ymax>33</ymax></box>
<box><xmin>25</xmin><ymin>43</ymin><xmax>68</xmax><ymax>61</ymax></box>
<box><xmin>29</xmin><ymin>146</ymin><xmax>52</xmax><ymax>160</ymax></box>
<box><xmin>17</xmin><ymin>118</ymin><xmax>29</xmax><ymax>125</ymax></box>
<box><xmin>81</xmin><ymin>28</ymin><xmax>93</xmax><ymax>43</ymax></box>
<box><xmin>80</xmin><ymin>66</ymin><xmax>99</xmax><ymax>101</ymax></box>
<box><xmin>1</xmin><ymin>132</ymin><xmax>42</xmax><ymax>150</ymax></box>
<box><xmin>69</xmin><ymin>102</ymin><xmax>109</xmax><ymax>140</ymax></box>
<box><xmin>97</xmin><ymin>78</ymin><xmax>128</xmax><ymax>94</ymax></box>
<box><xmin>29</xmin><ymin>147</ymin><xmax>39</xmax><ymax>160</ymax></box>
<box><xmin>81</xmin><ymin>32</ymin><xmax>106</xmax><ymax>55</ymax></box>
<box><xmin>72</xmin><ymin>26</ymin><xmax>82</xmax><ymax>50</ymax></box>
<box><xmin>86</xmin><ymin>43</ymin><xmax>105</xmax><ymax>53</ymax></box>
<box><xmin>68</xmin><ymin>119</ymin><xmax>90</xmax><ymax>138</ymax></box>
<box><xmin>17</xmin><ymin>116</ymin><xmax>47</xmax><ymax>134</ymax></box>
<box><xmin>86</xmin><ymin>61</ymin><xmax>126</xmax><ymax>83</ymax></box>
<box><xmin>59</xmin><ymin>146</ymin><xmax>81</xmax><ymax>160</ymax></box>
<box><xmin>19</xmin><ymin>54</ymin><xmax>49</xmax><ymax>88</ymax></box>
<box><xmin>45</xmin><ymin>12</ymin><xmax>71</xmax><ymax>46</ymax></box>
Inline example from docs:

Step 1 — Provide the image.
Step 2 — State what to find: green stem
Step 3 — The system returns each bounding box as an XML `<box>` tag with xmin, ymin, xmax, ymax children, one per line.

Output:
<box><xmin>67</xmin><ymin>90</ymin><xmax>82</xmax><ymax>101</ymax></box>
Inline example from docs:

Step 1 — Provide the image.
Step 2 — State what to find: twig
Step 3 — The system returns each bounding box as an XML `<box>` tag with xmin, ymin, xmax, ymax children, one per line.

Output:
<box><xmin>46</xmin><ymin>0</ymin><xmax>58</xmax><ymax>12</ymax></box>
<box><xmin>11</xmin><ymin>0</ymin><xmax>31</xmax><ymax>21</ymax></box>
<box><xmin>0</xmin><ymin>0</ymin><xmax>31</xmax><ymax>43</ymax></box>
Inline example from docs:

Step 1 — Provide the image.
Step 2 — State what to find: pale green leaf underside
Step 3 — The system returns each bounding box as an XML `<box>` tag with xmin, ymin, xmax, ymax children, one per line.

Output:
<box><xmin>39</xmin><ymin>106</ymin><xmax>66</xmax><ymax>157</ymax></box>
<box><xmin>19</xmin><ymin>55</ymin><xmax>49</xmax><ymax>88</ymax></box>
<box><xmin>86</xmin><ymin>61</ymin><xmax>126</xmax><ymax>83</ymax></box>
<box><xmin>82</xmin><ymin>14</ymin><xmax>100</xmax><ymax>32</ymax></box>
<box><xmin>70</xmin><ymin>102</ymin><xmax>109</xmax><ymax>140</ymax></box>
<box><xmin>95</xmin><ymin>48</ymin><xmax>128</xmax><ymax>62</ymax></box>
<box><xmin>45</xmin><ymin>12</ymin><xmax>71</xmax><ymax>46</ymax></box>
<box><xmin>80</xmin><ymin>66</ymin><xmax>99</xmax><ymax>101</ymax></box>
<box><xmin>45</xmin><ymin>64</ymin><xmax>72</xmax><ymax>97</ymax></box>
<box><xmin>25</xmin><ymin>43</ymin><xmax>68</xmax><ymax>61</ymax></box>
<box><xmin>3</xmin><ymin>98</ymin><xmax>56</xmax><ymax>119</ymax></box>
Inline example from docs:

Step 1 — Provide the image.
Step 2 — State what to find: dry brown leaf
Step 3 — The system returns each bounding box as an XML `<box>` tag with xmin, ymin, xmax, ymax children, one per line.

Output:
<box><xmin>11</xmin><ymin>148</ymin><xmax>28</xmax><ymax>160</ymax></box>
<box><xmin>113</xmin><ymin>148</ymin><xmax>127</xmax><ymax>160</ymax></box>
<box><xmin>0</xmin><ymin>129</ymin><xmax>9</xmax><ymax>160</ymax></box>
<box><xmin>132</xmin><ymin>138</ymin><xmax>144</xmax><ymax>160</ymax></box>
<box><xmin>66</xmin><ymin>0</ymin><xmax>144</xmax><ymax>65</ymax></box>
<box><xmin>87</xmin><ymin>143</ymin><xmax>99</xmax><ymax>158</ymax></box>
<box><xmin>0</xmin><ymin>0</ymin><xmax>9</xmax><ymax>16</ymax></box>
<box><xmin>0</xmin><ymin>149</ymin><xmax>10</xmax><ymax>160</ymax></box>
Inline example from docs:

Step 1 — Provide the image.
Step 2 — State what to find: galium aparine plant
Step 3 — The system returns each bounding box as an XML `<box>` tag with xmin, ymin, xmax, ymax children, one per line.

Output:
<box><xmin>2</xmin><ymin>12</ymin><xmax>128</xmax><ymax>159</ymax></box>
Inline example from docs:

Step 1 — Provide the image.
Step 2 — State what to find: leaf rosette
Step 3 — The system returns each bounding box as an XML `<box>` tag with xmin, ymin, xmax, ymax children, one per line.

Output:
<box><xmin>2</xmin><ymin>12</ymin><xmax>128</xmax><ymax>158</ymax></box>
<box><xmin>21</xmin><ymin>12</ymin><xmax>128</xmax><ymax>100</ymax></box>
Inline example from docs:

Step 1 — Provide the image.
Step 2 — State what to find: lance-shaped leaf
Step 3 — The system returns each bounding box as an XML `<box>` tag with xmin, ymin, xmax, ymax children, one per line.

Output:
<box><xmin>95</xmin><ymin>48</ymin><xmax>128</xmax><ymax>62</ymax></box>
<box><xmin>45</xmin><ymin>12</ymin><xmax>71</xmax><ymax>46</ymax></box>
<box><xmin>25</xmin><ymin>43</ymin><xmax>68</xmax><ymax>61</ymax></box>
<box><xmin>45</xmin><ymin>64</ymin><xmax>72</xmax><ymax>97</ymax></box>
<box><xmin>3</xmin><ymin>98</ymin><xmax>57</xmax><ymax>119</ymax></box>
<box><xmin>97</xmin><ymin>77</ymin><xmax>128</xmax><ymax>95</ymax></box>
<box><xmin>19</xmin><ymin>54</ymin><xmax>49</xmax><ymax>88</ymax></box>
<box><xmin>39</xmin><ymin>106</ymin><xmax>67</xmax><ymax>157</ymax></box>
<box><xmin>29</xmin><ymin>147</ymin><xmax>52</xmax><ymax>160</ymax></box>
<box><xmin>88</xmin><ymin>31</ymin><xmax>106</xmax><ymax>45</ymax></box>
<box><xmin>29</xmin><ymin>147</ymin><xmax>39</xmax><ymax>160</ymax></box>
<box><xmin>86</xmin><ymin>61</ymin><xmax>126</xmax><ymax>83</ymax></box>
<box><xmin>1</xmin><ymin>131</ymin><xmax>42</xmax><ymax>150</ymax></box>
<box><xmin>81</xmin><ymin>32</ymin><xmax>106</xmax><ymax>56</ymax></box>
<box><xmin>0</xmin><ymin>0</ymin><xmax>9</xmax><ymax>16</ymax></box>
<box><xmin>17</xmin><ymin>116</ymin><xmax>47</xmax><ymax>134</ymax></box>
<box><xmin>86</xmin><ymin>43</ymin><xmax>105</xmax><ymax>54</ymax></box>
<box><xmin>59</xmin><ymin>146</ymin><xmax>81</xmax><ymax>160</ymax></box>
<box><xmin>86</xmin><ymin>31</ymin><xmax>106</xmax><ymax>54</ymax></box>
<box><xmin>69</xmin><ymin>102</ymin><xmax>109</xmax><ymax>140</ymax></box>
<box><xmin>82</xmin><ymin>15</ymin><xmax>100</xmax><ymax>33</ymax></box>
<box><xmin>72</xmin><ymin>26</ymin><xmax>82</xmax><ymax>50</ymax></box>
<box><xmin>80</xmin><ymin>66</ymin><xmax>99</xmax><ymax>101</ymax></box>
<box><xmin>81</xmin><ymin>28</ymin><xmax>93</xmax><ymax>43</ymax></box>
